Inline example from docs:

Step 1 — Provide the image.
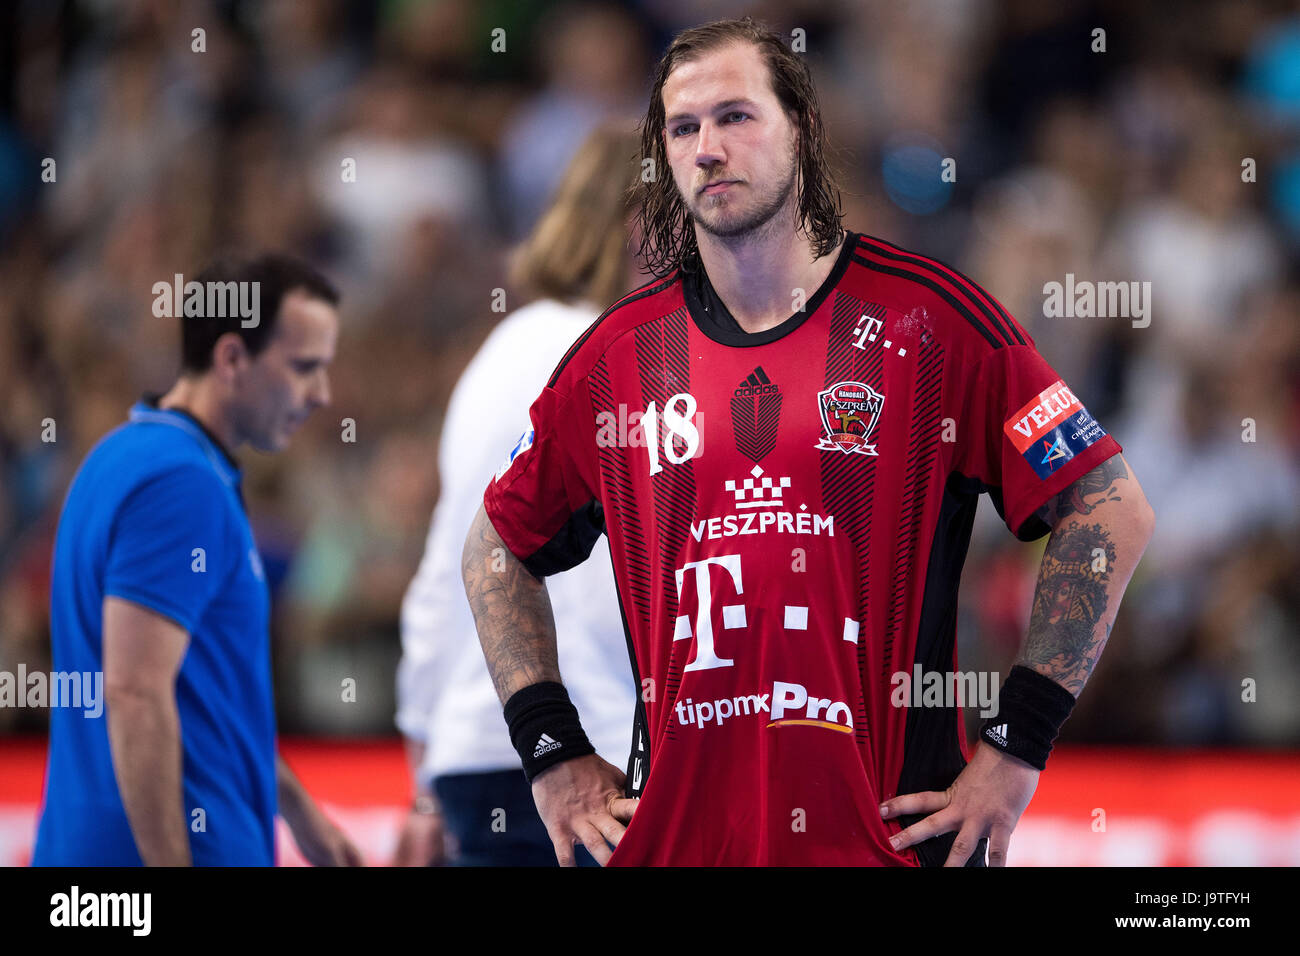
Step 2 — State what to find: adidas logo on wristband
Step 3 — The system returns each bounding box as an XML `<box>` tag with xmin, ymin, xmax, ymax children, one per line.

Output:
<box><xmin>985</xmin><ymin>723</ymin><xmax>1009</xmax><ymax>746</ymax></box>
<box><xmin>505</xmin><ymin>682</ymin><xmax>596</xmax><ymax>782</ymax></box>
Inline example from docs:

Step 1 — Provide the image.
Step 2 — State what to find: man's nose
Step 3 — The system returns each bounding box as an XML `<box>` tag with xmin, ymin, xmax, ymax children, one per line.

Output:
<box><xmin>696</xmin><ymin>120</ymin><xmax>724</xmax><ymax>165</ymax></box>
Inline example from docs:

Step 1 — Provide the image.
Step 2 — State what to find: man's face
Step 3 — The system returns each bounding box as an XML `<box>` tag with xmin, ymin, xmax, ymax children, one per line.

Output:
<box><xmin>234</xmin><ymin>290</ymin><xmax>338</xmax><ymax>452</ymax></box>
<box><xmin>661</xmin><ymin>41</ymin><xmax>799</xmax><ymax>240</ymax></box>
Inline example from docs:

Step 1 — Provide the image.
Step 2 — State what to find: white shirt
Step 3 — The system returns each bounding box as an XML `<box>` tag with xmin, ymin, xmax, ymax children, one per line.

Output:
<box><xmin>396</xmin><ymin>299</ymin><xmax>636</xmax><ymax>782</ymax></box>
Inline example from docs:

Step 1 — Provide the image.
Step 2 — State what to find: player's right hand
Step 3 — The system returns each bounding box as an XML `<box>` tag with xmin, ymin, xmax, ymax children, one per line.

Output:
<box><xmin>531</xmin><ymin>754</ymin><xmax>639</xmax><ymax>866</ymax></box>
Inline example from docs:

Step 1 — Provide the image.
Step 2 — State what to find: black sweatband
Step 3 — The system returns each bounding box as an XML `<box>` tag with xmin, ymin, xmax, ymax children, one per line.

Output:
<box><xmin>503</xmin><ymin>681</ymin><xmax>595</xmax><ymax>782</ymax></box>
<box><xmin>979</xmin><ymin>666</ymin><xmax>1076</xmax><ymax>771</ymax></box>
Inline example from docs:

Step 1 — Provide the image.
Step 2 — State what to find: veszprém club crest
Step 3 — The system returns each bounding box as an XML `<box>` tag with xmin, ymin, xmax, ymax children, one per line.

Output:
<box><xmin>815</xmin><ymin>381</ymin><xmax>884</xmax><ymax>456</ymax></box>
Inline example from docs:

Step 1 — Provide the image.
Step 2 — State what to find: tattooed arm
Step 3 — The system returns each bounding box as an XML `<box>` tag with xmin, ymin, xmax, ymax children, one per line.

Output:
<box><xmin>884</xmin><ymin>453</ymin><xmax>1154</xmax><ymax>866</ymax></box>
<box><xmin>461</xmin><ymin>504</ymin><xmax>637</xmax><ymax>864</ymax></box>
<box><xmin>461</xmin><ymin>503</ymin><xmax>561</xmax><ymax>703</ymax></box>
<box><xmin>1020</xmin><ymin>453</ymin><xmax>1156</xmax><ymax>696</ymax></box>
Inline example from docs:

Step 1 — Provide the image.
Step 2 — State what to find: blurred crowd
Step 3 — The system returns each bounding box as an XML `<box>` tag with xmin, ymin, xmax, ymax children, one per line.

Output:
<box><xmin>0</xmin><ymin>0</ymin><xmax>1296</xmax><ymax>746</ymax></box>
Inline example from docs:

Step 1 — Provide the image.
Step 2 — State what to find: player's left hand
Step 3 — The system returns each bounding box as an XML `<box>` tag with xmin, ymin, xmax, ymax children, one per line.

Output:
<box><xmin>287</xmin><ymin>801</ymin><xmax>366</xmax><ymax>867</ymax></box>
<box><xmin>879</xmin><ymin>740</ymin><xmax>1039</xmax><ymax>867</ymax></box>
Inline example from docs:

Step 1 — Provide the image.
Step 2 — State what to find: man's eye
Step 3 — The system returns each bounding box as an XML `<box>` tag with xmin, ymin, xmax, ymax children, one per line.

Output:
<box><xmin>725</xmin><ymin>111</ymin><xmax>749</xmax><ymax>124</ymax></box>
<box><xmin>672</xmin><ymin>124</ymin><xmax>696</xmax><ymax>137</ymax></box>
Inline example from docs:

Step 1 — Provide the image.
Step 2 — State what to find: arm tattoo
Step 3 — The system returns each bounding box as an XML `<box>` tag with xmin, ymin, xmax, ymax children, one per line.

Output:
<box><xmin>1017</xmin><ymin>520</ymin><xmax>1116</xmax><ymax>697</ymax></box>
<box><xmin>1034</xmin><ymin>455</ymin><xmax>1128</xmax><ymax>528</ymax></box>
<box><xmin>462</xmin><ymin>506</ymin><xmax>561</xmax><ymax>704</ymax></box>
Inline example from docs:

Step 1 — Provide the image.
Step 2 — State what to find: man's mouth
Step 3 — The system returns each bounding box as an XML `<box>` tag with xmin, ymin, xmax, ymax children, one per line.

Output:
<box><xmin>701</xmin><ymin>180</ymin><xmax>739</xmax><ymax>195</ymax></box>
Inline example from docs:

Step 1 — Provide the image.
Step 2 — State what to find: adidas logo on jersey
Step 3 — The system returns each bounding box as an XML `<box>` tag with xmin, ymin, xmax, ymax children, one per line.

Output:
<box><xmin>985</xmin><ymin>723</ymin><xmax>1008</xmax><ymax>746</ymax></box>
<box><xmin>534</xmin><ymin>733</ymin><xmax>562</xmax><ymax>758</ymax></box>
<box><xmin>733</xmin><ymin>366</ymin><xmax>779</xmax><ymax>397</ymax></box>
<box><xmin>732</xmin><ymin>365</ymin><xmax>782</xmax><ymax>463</ymax></box>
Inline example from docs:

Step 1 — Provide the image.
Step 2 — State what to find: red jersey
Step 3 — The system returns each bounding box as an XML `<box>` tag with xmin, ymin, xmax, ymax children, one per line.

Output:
<box><xmin>483</xmin><ymin>231</ymin><xmax>1122</xmax><ymax>865</ymax></box>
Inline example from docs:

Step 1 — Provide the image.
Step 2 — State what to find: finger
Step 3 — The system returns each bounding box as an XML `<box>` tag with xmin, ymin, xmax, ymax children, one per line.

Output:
<box><xmin>943</xmin><ymin>823</ymin><xmax>987</xmax><ymax>868</ymax></box>
<box><xmin>890</xmin><ymin>809</ymin><xmax>958</xmax><ymax>851</ymax></box>
<box><xmin>572</xmin><ymin>822</ymin><xmax>614</xmax><ymax>867</ymax></box>
<box><xmin>550</xmin><ymin>830</ymin><xmax>577</xmax><ymax>867</ymax></box>
<box><xmin>543</xmin><ymin>819</ymin><xmax>578</xmax><ymax>867</ymax></box>
<box><xmin>880</xmin><ymin>790</ymin><xmax>948</xmax><ymax>820</ymax></box>
<box><xmin>345</xmin><ymin>841</ymin><xmax>366</xmax><ymax>866</ymax></box>
<box><xmin>986</xmin><ymin>825</ymin><xmax>1013</xmax><ymax>867</ymax></box>
<box><xmin>608</xmin><ymin>795</ymin><xmax>639</xmax><ymax>823</ymax></box>
<box><xmin>592</xmin><ymin>811</ymin><xmax>628</xmax><ymax>848</ymax></box>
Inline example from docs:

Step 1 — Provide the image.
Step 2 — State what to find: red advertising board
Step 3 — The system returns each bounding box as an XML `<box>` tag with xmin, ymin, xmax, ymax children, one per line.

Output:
<box><xmin>2</xmin><ymin>738</ymin><xmax>1296</xmax><ymax>866</ymax></box>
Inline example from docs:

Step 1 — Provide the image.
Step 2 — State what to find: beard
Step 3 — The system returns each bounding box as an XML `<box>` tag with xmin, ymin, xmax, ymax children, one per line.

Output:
<box><xmin>689</xmin><ymin>150</ymin><xmax>799</xmax><ymax>240</ymax></box>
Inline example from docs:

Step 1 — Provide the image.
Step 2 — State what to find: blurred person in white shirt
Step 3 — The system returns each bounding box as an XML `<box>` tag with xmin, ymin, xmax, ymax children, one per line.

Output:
<box><xmin>393</xmin><ymin>125</ymin><xmax>645</xmax><ymax>865</ymax></box>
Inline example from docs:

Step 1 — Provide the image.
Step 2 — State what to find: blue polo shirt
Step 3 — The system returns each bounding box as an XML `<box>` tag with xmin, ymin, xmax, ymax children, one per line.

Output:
<box><xmin>33</xmin><ymin>399</ymin><xmax>277</xmax><ymax>866</ymax></box>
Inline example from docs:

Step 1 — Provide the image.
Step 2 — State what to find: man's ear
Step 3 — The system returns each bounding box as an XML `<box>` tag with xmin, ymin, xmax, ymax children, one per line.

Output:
<box><xmin>210</xmin><ymin>332</ymin><xmax>249</xmax><ymax>383</ymax></box>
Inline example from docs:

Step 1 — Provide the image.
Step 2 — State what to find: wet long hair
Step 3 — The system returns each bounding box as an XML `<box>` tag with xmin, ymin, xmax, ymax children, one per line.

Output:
<box><xmin>635</xmin><ymin>17</ymin><xmax>844</xmax><ymax>279</ymax></box>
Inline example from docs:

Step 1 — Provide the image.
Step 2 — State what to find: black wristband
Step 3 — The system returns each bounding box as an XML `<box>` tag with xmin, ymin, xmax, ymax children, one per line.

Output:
<box><xmin>503</xmin><ymin>681</ymin><xmax>595</xmax><ymax>782</ymax></box>
<box><xmin>979</xmin><ymin>666</ymin><xmax>1076</xmax><ymax>771</ymax></box>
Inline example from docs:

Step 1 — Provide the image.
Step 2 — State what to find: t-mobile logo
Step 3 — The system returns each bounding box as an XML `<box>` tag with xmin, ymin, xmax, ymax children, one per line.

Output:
<box><xmin>851</xmin><ymin>312</ymin><xmax>884</xmax><ymax>350</ymax></box>
<box><xmin>673</xmin><ymin>554</ymin><xmax>746</xmax><ymax>672</ymax></box>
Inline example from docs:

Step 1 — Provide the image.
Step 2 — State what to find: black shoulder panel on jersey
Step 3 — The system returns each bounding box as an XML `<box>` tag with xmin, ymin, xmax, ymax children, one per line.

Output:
<box><xmin>984</xmin><ymin>480</ymin><xmax>1053</xmax><ymax>542</ymax></box>
<box><xmin>546</xmin><ymin>273</ymin><xmax>681</xmax><ymax>390</ymax></box>
<box><xmin>520</xmin><ymin>499</ymin><xmax>606</xmax><ymax>579</ymax></box>
<box><xmin>853</xmin><ymin>235</ymin><xmax>1026</xmax><ymax>347</ymax></box>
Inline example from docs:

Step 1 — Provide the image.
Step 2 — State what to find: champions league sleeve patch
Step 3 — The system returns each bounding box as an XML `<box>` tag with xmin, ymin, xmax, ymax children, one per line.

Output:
<box><xmin>495</xmin><ymin>428</ymin><xmax>534</xmax><ymax>481</ymax></box>
<box><xmin>1002</xmin><ymin>380</ymin><xmax>1107</xmax><ymax>480</ymax></box>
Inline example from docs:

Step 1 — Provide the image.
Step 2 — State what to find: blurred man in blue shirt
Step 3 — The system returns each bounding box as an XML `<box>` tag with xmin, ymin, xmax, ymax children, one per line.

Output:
<box><xmin>33</xmin><ymin>252</ymin><xmax>361</xmax><ymax>866</ymax></box>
